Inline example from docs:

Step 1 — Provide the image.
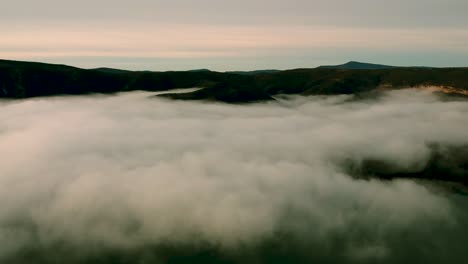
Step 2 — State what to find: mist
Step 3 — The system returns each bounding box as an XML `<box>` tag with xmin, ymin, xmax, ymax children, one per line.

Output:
<box><xmin>0</xmin><ymin>89</ymin><xmax>467</xmax><ymax>263</ymax></box>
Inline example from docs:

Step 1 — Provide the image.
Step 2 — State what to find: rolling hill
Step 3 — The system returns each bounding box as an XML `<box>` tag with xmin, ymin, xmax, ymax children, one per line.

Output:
<box><xmin>1</xmin><ymin>59</ymin><xmax>467</xmax><ymax>102</ymax></box>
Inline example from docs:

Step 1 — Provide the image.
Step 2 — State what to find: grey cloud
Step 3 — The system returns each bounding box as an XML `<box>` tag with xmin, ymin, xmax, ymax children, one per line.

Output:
<box><xmin>0</xmin><ymin>90</ymin><xmax>467</xmax><ymax>263</ymax></box>
<box><xmin>2</xmin><ymin>1</ymin><xmax>467</xmax><ymax>70</ymax></box>
<box><xmin>2</xmin><ymin>0</ymin><xmax>468</xmax><ymax>28</ymax></box>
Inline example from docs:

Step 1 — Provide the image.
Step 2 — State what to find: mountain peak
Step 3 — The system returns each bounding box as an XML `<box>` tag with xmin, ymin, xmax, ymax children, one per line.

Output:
<box><xmin>318</xmin><ymin>61</ymin><xmax>395</xmax><ymax>70</ymax></box>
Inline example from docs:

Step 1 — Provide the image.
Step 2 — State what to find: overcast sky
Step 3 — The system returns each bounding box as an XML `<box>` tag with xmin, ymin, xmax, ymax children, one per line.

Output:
<box><xmin>2</xmin><ymin>0</ymin><xmax>468</xmax><ymax>70</ymax></box>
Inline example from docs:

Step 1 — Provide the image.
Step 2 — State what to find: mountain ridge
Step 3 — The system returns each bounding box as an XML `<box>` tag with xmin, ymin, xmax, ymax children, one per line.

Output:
<box><xmin>318</xmin><ymin>61</ymin><xmax>437</xmax><ymax>70</ymax></box>
<box><xmin>1</xmin><ymin>59</ymin><xmax>467</xmax><ymax>102</ymax></box>
<box><xmin>318</xmin><ymin>61</ymin><xmax>396</xmax><ymax>69</ymax></box>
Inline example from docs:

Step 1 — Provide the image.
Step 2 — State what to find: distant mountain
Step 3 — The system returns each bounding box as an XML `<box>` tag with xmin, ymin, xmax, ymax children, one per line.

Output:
<box><xmin>318</xmin><ymin>61</ymin><xmax>396</xmax><ymax>70</ymax></box>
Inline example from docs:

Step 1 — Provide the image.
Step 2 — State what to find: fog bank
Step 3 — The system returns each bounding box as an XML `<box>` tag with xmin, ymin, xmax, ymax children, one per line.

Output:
<box><xmin>0</xmin><ymin>89</ymin><xmax>467</xmax><ymax>263</ymax></box>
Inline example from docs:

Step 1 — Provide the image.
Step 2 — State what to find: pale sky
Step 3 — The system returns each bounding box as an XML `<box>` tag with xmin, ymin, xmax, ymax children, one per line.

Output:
<box><xmin>2</xmin><ymin>0</ymin><xmax>468</xmax><ymax>70</ymax></box>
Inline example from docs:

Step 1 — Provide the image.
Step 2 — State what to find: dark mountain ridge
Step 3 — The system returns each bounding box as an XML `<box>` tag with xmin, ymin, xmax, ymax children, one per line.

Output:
<box><xmin>1</xmin><ymin>59</ymin><xmax>467</xmax><ymax>102</ymax></box>
<box><xmin>318</xmin><ymin>61</ymin><xmax>397</xmax><ymax>69</ymax></box>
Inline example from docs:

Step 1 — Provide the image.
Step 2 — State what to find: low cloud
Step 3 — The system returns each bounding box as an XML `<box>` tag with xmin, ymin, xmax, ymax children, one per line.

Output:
<box><xmin>0</xmin><ymin>89</ymin><xmax>467</xmax><ymax>263</ymax></box>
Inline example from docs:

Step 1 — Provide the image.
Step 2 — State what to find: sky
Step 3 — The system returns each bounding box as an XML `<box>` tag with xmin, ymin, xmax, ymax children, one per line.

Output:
<box><xmin>1</xmin><ymin>0</ymin><xmax>468</xmax><ymax>70</ymax></box>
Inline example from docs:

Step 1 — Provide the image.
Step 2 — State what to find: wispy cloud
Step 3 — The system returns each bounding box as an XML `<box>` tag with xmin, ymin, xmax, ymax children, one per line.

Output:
<box><xmin>1</xmin><ymin>23</ymin><xmax>467</xmax><ymax>61</ymax></box>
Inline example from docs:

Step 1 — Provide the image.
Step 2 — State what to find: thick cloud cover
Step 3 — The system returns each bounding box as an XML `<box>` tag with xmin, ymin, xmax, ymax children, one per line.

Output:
<box><xmin>0</xmin><ymin>89</ymin><xmax>467</xmax><ymax>263</ymax></box>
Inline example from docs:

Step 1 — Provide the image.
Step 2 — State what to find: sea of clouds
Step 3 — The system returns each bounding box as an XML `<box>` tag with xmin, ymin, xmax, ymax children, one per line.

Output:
<box><xmin>0</xmin><ymin>89</ymin><xmax>467</xmax><ymax>263</ymax></box>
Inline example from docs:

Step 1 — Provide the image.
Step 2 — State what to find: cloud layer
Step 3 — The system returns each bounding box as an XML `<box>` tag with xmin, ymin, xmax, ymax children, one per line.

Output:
<box><xmin>0</xmin><ymin>90</ymin><xmax>467</xmax><ymax>263</ymax></box>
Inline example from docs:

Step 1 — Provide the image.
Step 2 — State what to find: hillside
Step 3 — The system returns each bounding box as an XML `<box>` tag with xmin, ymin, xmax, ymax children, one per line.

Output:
<box><xmin>1</xmin><ymin>59</ymin><xmax>467</xmax><ymax>102</ymax></box>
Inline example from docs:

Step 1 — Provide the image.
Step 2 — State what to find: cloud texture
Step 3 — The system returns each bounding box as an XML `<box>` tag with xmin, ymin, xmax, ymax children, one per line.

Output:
<box><xmin>0</xmin><ymin>89</ymin><xmax>467</xmax><ymax>263</ymax></box>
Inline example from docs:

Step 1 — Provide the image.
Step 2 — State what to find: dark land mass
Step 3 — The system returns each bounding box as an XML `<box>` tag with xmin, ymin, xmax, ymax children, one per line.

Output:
<box><xmin>318</xmin><ymin>61</ymin><xmax>397</xmax><ymax>69</ymax></box>
<box><xmin>1</xmin><ymin>59</ymin><xmax>467</xmax><ymax>103</ymax></box>
<box><xmin>343</xmin><ymin>144</ymin><xmax>468</xmax><ymax>188</ymax></box>
<box><xmin>91</xmin><ymin>67</ymin><xmax>133</xmax><ymax>74</ymax></box>
<box><xmin>318</xmin><ymin>61</ymin><xmax>435</xmax><ymax>70</ymax></box>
